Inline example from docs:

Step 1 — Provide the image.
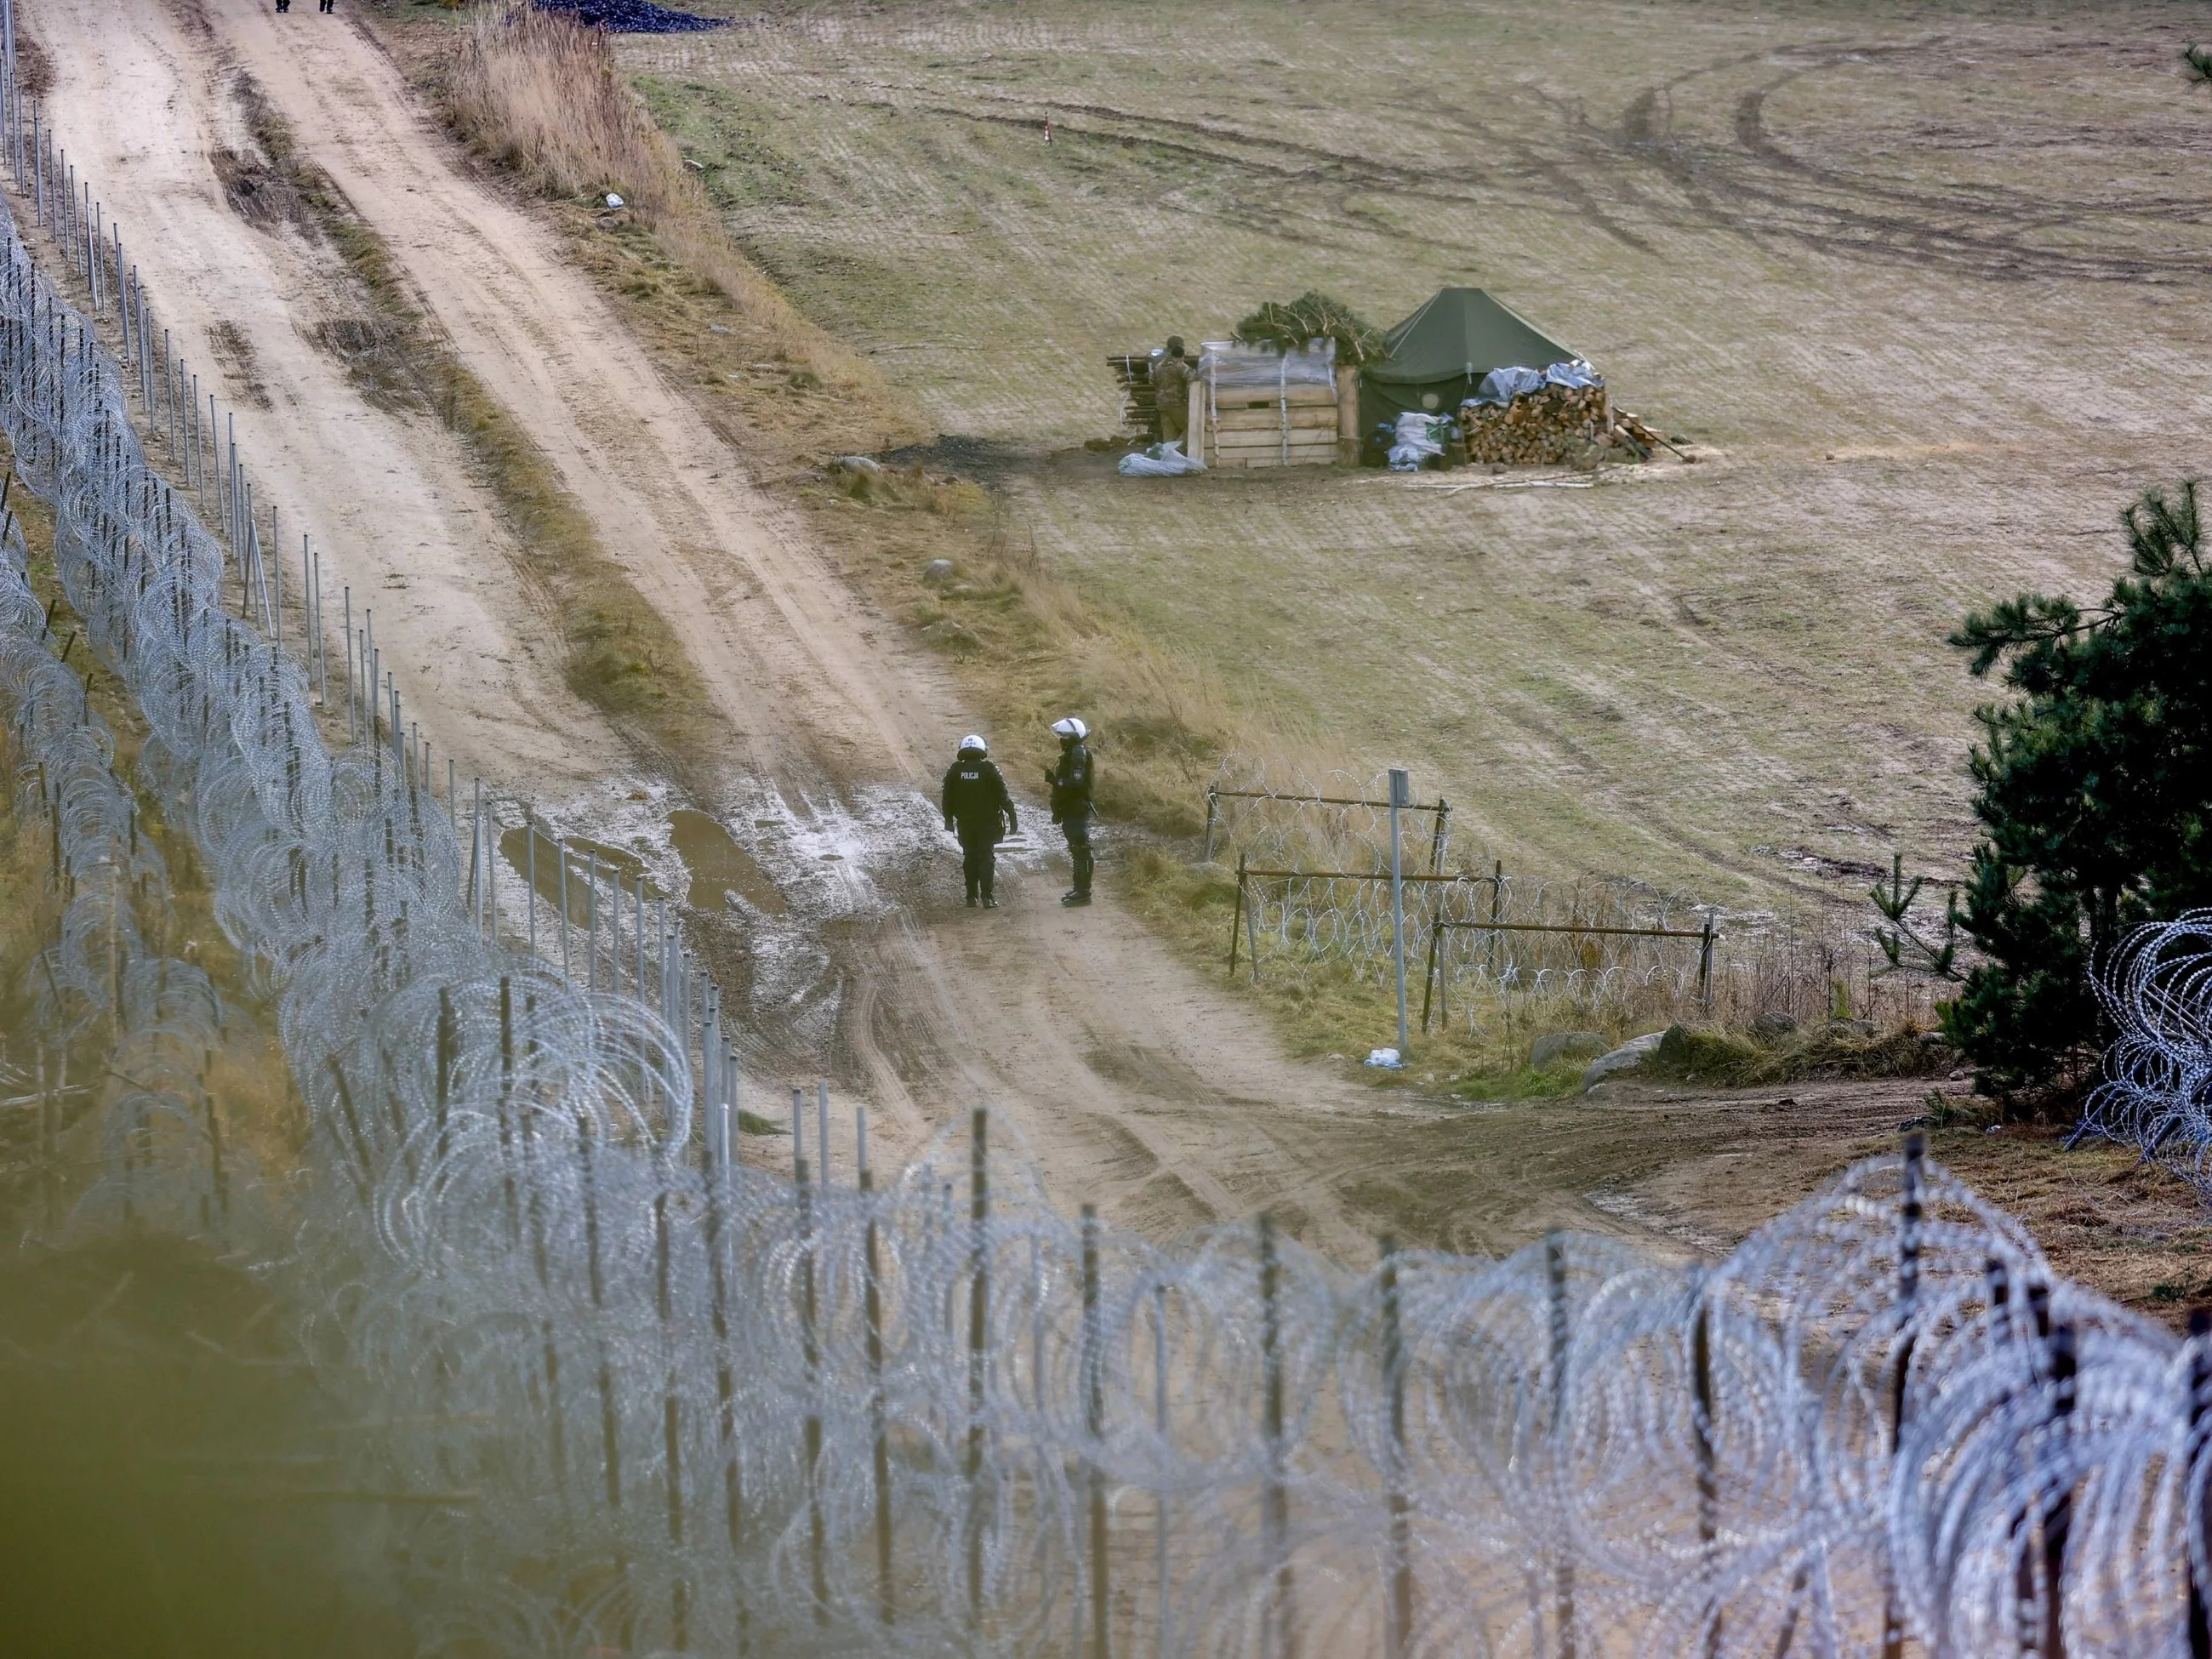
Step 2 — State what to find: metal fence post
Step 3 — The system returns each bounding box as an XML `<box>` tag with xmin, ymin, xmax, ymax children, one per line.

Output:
<box><xmin>1259</xmin><ymin>1213</ymin><xmax>1294</xmax><ymax>1659</ymax></box>
<box><xmin>1381</xmin><ymin>1237</ymin><xmax>1412</xmax><ymax>1659</ymax></box>
<box><xmin>1389</xmin><ymin>767</ymin><xmax>1410</xmax><ymax>1057</ymax></box>
<box><xmin>1881</xmin><ymin>1132</ymin><xmax>1924</xmax><ymax>1659</ymax></box>
<box><xmin>1698</xmin><ymin>915</ymin><xmax>1716</xmax><ymax>1011</ymax></box>
<box><xmin>967</xmin><ymin>1107</ymin><xmax>990</xmax><ymax>1633</ymax></box>
<box><xmin>1202</xmin><ymin>783</ymin><xmax>1218</xmax><ymax>864</ymax></box>
<box><xmin>1083</xmin><ymin>1205</ymin><xmax>1109</xmax><ymax>1659</ymax></box>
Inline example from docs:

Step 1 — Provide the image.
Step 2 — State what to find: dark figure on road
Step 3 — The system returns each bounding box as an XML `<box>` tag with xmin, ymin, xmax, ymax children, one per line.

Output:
<box><xmin>941</xmin><ymin>734</ymin><xmax>1017</xmax><ymax>908</ymax></box>
<box><xmin>1046</xmin><ymin>716</ymin><xmax>1094</xmax><ymax>907</ymax></box>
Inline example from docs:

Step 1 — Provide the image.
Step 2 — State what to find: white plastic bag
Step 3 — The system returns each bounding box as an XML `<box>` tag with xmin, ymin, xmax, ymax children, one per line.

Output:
<box><xmin>1387</xmin><ymin>412</ymin><xmax>1452</xmax><ymax>471</ymax></box>
<box><xmin>1118</xmin><ymin>440</ymin><xmax>1206</xmax><ymax>477</ymax></box>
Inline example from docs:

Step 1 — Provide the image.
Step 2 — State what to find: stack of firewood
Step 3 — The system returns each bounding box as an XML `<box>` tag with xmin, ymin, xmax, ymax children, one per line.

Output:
<box><xmin>1457</xmin><ymin>383</ymin><xmax>1611</xmax><ymax>466</ymax></box>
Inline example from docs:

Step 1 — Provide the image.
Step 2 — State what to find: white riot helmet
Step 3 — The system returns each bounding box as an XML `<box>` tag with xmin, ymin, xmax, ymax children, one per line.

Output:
<box><xmin>1051</xmin><ymin>717</ymin><xmax>1088</xmax><ymax>741</ymax></box>
<box><xmin>958</xmin><ymin>734</ymin><xmax>988</xmax><ymax>755</ymax></box>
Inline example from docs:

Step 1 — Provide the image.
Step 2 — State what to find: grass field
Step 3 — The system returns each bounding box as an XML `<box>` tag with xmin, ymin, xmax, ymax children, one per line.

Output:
<box><xmin>626</xmin><ymin>0</ymin><xmax>2212</xmax><ymax>915</ymax></box>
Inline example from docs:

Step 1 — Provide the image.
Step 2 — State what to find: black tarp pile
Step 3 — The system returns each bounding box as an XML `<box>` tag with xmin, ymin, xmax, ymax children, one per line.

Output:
<box><xmin>533</xmin><ymin>0</ymin><xmax>728</xmax><ymax>31</ymax></box>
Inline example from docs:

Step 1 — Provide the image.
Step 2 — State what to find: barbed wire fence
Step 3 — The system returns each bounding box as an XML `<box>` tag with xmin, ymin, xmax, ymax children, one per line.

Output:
<box><xmin>1202</xmin><ymin>759</ymin><xmax>1949</xmax><ymax>1041</ymax></box>
<box><xmin>0</xmin><ymin>25</ymin><xmax>2205</xmax><ymax>1656</ymax></box>
<box><xmin>2078</xmin><ymin>910</ymin><xmax>2212</xmax><ymax>1194</ymax></box>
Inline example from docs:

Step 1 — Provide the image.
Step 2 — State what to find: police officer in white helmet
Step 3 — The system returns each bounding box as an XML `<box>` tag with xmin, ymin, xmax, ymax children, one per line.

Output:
<box><xmin>941</xmin><ymin>734</ymin><xmax>1017</xmax><ymax>908</ymax></box>
<box><xmin>1045</xmin><ymin>716</ymin><xmax>1094</xmax><ymax>906</ymax></box>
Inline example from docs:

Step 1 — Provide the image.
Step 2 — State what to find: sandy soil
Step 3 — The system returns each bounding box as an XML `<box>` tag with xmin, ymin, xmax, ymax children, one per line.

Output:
<box><xmin>26</xmin><ymin>0</ymin><xmax>622</xmax><ymax>793</ymax></box>
<box><xmin>21</xmin><ymin>0</ymin><xmax>1427</xmax><ymax>1258</ymax></box>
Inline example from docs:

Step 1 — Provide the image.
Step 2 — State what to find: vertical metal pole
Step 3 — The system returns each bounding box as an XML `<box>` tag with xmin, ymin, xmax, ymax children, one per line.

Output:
<box><xmin>1154</xmin><ymin>1283</ymin><xmax>1171</xmax><ymax>1659</ymax></box>
<box><xmin>2186</xmin><ymin>1308</ymin><xmax>2211</xmax><ymax>1659</ymax></box>
<box><xmin>1381</xmin><ymin>1237</ymin><xmax>1411</xmax><ymax>1659</ymax></box>
<box><xmin>587</xmin><ymin>852</ymin><xmax>600</xmax><ymax>993</ymax></box>
<box><xmin>1083</xmin><ymin>1204</ymin><xmax>1109</xmax><ymax>1659</ymax></box>
<box><xmin>966</xmin><ymin>1106</ymin><xmax>990</xmax><ymax>1633</ymax></box>
<box><xmin>862</xmin><ymin>1105</ymin><xmax>894</xmax><ymax>1627</ymax></box>
<box><xmin>1260</xmin><ymin>1212</ymin><xmax>1293</xmax><ymax>1659</ymax></box>
<box><xmin>527</xmin><ymin>810</ymin><xmax>538</xmax><ymax>958</ymax></box>
<box><xmin>1547</xmin><ymin>1233</ymin><xmax>1575</xmax><ymax>1659</ymax></box>
<box><xmin>1201</xmin><ymin>784</ymin><xmax>1218</xmax><ymax>864</ymax></box>
<box><xmin>794</xmin><ymin>1087</ymin><xmax>826</xmax><ymax>1624</ymax></box>
<box><xmin>470</xmin><ymin>778</ymin><xmax>483</xmax><ymax>929</ymax></box>
<box><xmin>1693</xmin><ymin>1294</ymin><xmax>1720</xmax><ymax>1659</ymax></box>
<box><xmin>2041</xmin><ymin>1313</ymin><xmax>2076</xmax><ymax>1659</ymax></box>
<box><xmin>816</xmin><ymin>1080</ymin><xmax>830</xmax><ymax>1186</ymax></box>
<box><xmin>1388</xmin><ymin>767</ymin><xmax>1410</xmax><ymax>1058</ymax></box>
<box><xmin>1881</xmin><ymin>1132</ymin><xmax>1924</xmax><ymax>1659</ymax></box>
<box><xmin>1428</xmin><ymin>798</ymin><xmax>1450</xmax><ymax>875</ymax></box>
<box><xmin>558</xmin><ymin>844</ymin><xmax>572</xmax><ymax>983</ymax></box>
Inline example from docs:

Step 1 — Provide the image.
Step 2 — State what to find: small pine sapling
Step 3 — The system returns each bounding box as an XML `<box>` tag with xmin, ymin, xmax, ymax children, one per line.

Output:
<box><xmin>1871</xmin><ymin>853</ymin><xmax>1962</xmax><ymax>981</ymax></box>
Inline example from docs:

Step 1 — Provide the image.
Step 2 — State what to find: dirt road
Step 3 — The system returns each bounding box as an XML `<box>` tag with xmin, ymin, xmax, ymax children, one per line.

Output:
<box><xmin>26</xmin><ymin>0</ymin><xmax>622</xmax><ymax>794</ymax></box>
<box><xmin>23</xmin><ymin>0</ymin><xmax>1437</xmax><ymax>1256</ymax></box>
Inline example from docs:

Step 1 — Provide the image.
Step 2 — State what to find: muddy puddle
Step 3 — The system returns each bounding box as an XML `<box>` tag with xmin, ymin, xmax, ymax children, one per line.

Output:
<box><xmin>501</xmin><ymin>825</ymin><xmax>665</xmax><ymax>915</ymax></box>
<box><xmin>669</xmin><ymin>808</ymin><xmax>786</xmax><ymax>915</ymax></box>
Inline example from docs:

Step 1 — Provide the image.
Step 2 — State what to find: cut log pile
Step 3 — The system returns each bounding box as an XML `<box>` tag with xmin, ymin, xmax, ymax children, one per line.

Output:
<box><xmin>1206</xmin><ymin>383</ymin><xmax>1339</xmax><ymax>470</ymax></box>
<box><xmin>1457</xmin><ymin>384</ymin><xmax>1611</xmax><ymax>466</ymax></box>
<box><xmin>1108</xmin><ymin>354</ymin><xmax>1162</xmax><ymax>440</ymax></box>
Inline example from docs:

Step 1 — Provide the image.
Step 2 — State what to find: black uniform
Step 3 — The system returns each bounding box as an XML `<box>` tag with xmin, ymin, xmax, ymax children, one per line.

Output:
<box><xmin>941</xmin><ymin>752</ymin><xmax>1017</xmax><ymax>906</ymax></box>
<box><xmin>1046</xmin><ymin>738</ymin><xmax>1094</xmax><ymax>902</ymax></box>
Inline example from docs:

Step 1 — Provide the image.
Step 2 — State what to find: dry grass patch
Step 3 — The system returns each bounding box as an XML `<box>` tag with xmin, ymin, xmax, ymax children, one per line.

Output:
<box><xmin>448</xmin><ymin>6</ymin><xmax>889</xmax><ymax>419</ymax></box>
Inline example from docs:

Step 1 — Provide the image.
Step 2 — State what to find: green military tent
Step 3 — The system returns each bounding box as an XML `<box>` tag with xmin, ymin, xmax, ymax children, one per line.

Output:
<box><xmin>1359</xmin><ymin>287</ymin><xmax>1581</xmax><ymax>437</ymax></box>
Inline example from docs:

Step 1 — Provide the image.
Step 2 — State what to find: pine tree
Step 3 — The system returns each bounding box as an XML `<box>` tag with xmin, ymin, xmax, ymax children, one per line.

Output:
<box><xmin>1942</xmin><ymin>482</ymin><xmax>2212</xmax><ymax>1086</ymax></box>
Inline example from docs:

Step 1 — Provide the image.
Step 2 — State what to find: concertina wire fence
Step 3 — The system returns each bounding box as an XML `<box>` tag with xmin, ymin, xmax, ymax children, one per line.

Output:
<box><xmin>5</xmin><ymin>52</ymin><xmax>2212</xmax><ymax>1659</ymax></box>
<box><xmin>1201</xmin><ymin>761</ymin><xmax>1949</xmax><ymax>1034</ymax></box>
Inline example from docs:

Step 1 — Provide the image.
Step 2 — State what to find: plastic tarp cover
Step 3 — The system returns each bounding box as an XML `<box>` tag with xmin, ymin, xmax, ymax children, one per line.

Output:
<box><xmin>1387</xmin><ymin>412</ymin><xmax>1454</xmax><ymax>471</ymax></box>
<box><xmin>1200</xmin><ymin>336</ymin><xmax>1338</xmax><ymax>391</ymax></box>
<box><xmin>1119</xmin><ymin>439</ymin><xmax>1206</xmax><ymax>477</ymax></box>
<box><xmin>1464</xmin><ymin>359</ymin><xmax>1605</xmax><ymax>408</ymax></box>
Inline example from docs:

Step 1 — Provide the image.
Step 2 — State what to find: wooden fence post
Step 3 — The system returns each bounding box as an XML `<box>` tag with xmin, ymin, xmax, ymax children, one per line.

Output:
<box><xmin>1229</xmin><ymin>852</ymin><xmax>1246</xmax><ymax>976</ymax></box>
<box><xmin>1420</xmin><ymin>921</ymin><xmax>1443</xmax><ymax>1034</ymax></box>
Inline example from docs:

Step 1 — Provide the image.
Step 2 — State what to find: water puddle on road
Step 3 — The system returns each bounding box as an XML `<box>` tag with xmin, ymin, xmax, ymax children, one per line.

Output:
<box><xmin>669</xmin><ymin>807</ymin><xmax>787</xmax><ymax>915</ymax></box>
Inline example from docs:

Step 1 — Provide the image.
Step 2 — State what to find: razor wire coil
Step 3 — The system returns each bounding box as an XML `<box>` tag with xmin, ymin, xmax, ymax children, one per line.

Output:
<box><xmin>0</xmin><ymin>77</ymin><xmax>2207</xmax><ymax>1659</ymax></box>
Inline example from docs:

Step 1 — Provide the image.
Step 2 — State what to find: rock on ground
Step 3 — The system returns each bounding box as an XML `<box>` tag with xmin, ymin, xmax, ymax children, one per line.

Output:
<box><xmin>1582</xmin><ymin>1030</ymin><xmax>1667</xmax><ymax>1092</ymax></box>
